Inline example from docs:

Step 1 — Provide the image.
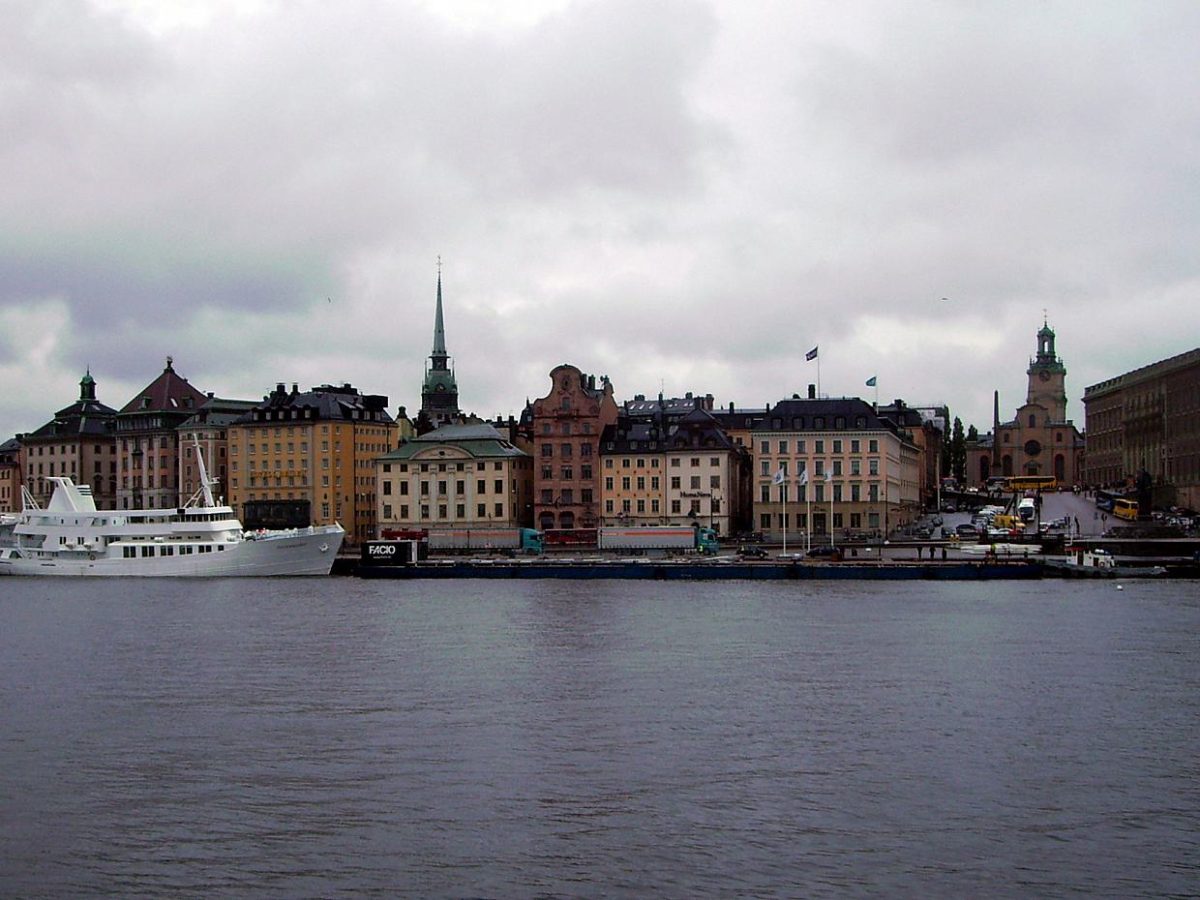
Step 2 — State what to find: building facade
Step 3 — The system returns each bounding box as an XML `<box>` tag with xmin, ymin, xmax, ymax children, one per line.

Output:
<box><xmin>1082</xmin><ymin>346</ymin><xmax>1200</xmax><ymax>509</ymax></box>
<box><xmin>598</xmin><ymin>397</ymin><xmax>750</xmax><ymax>536</ymax></box>
<box><xmin>530</xmin><ymin>365</ymin><xmax>619</xmax><ymax>531</ymax></box>
<box><xmin>227</xmin><ymin>383</ymin><xmax>398</xmax><ymax>545</ymax></box>
<box><xmin>746</xmin><ymin>397</ymin><xmax>921</xmax><ymax>543</ymax></box>
<box><xmin>21</xmin><ymin>371</ymin><xmax>118</xmax><ymax>509</ymax></box>
<box><xmin>375</xmin><ymin>422</ymin><xmax>535</xmax><ymax>534</ymax></box>
<box><xmin>1</xmin><ymin>437</ymin><xmax>22</xmax><ymax>513</ymax></box>
<box><xmin>966</xmin><ymin>322</ymin><xmax>1085</xmax><ymax>487</ymax></box>
<box><xmin>116</xmin><ymin>358</ymin><xmax>210</xmax><ymax>509</ymax></box>
<box><xmin>177</xmin><ymin>396</ymin><xmax>259</xmax><ymax>505</ymax></box>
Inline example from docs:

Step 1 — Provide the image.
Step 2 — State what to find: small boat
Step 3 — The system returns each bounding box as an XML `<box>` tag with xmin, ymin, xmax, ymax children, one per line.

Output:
<box><xmin>0</xmin><ymin>442</ymin><xmax>343</xmax><ymax>577</ymax></box>
<box><xmin>1043</xmin><ymin>547</ymin><xmax>1166</xmax><ymax>578</ymax></box>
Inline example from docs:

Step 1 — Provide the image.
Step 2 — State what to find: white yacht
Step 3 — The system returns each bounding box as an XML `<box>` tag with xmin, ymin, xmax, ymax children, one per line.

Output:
<box><xmin>0</xmin><ymin>446</ymin><xmax>343</xmax><ymax>577</ymax></box>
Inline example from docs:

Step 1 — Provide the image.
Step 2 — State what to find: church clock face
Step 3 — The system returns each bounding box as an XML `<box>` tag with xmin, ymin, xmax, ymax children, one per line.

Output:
<box><xmin>1039</xmin><ymin>370</ymin><xmax>1050</xmax><ymax>382</ymax></box>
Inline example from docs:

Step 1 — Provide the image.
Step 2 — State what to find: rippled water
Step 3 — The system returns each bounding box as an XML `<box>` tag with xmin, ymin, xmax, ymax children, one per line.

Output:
<box><xmin>2</xmin><ymin>578</ymin><xmax>1198</xmax><ymax>897</ymax></box>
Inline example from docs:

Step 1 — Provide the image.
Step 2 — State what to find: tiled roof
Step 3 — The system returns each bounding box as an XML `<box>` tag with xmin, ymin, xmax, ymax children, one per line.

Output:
<box><xmin>119</xmin><ymin>359</ymin><xmax>208</xmax><ymax>415</ymax></box>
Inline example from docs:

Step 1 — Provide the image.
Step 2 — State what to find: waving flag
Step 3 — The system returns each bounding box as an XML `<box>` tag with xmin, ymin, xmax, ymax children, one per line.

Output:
<box><xmin>865</xmin><ymin>376</ymin><xmax>877</xmax><ymax>387</ymax></box>
<box><xmin>805</xmin><ymin>346</ymin><xmax>819</xmax><ymax>361</ymax></box>
<box><xmin>799</xmin><ymin>469</ymin><xmax>809</xmax><ymax>486</ymax></box>
<box><xmin>773</xmin><ymin>468</ymin><xmax>786</xmax><ymax>485</ymax></box>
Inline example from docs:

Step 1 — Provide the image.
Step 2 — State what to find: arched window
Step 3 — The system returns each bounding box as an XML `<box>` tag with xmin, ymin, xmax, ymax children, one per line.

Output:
<box><xmin>1029</xmin><ymin>414</ymin><xmax>1036</xmax><ymax>428</ymax></box>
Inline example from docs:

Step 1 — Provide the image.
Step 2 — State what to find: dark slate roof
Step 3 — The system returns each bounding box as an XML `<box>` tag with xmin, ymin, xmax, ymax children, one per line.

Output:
<box><xmin>179</xmin><ymin>397</ymin><xmax>260</xmax><ymax>429</ymax></box>
<box><xmin>235</xmin><ymin>383</ymin><xmax>394</xmax><ymax>425</ymax></box>
<box><xmin>25</xmin><ymin>376</ymin><xmax>118</xmax><ymax>441</ymax></box>
<box><xmin>601</xmin><ymin>406</ymin><xmax>738</xmax><ymax>454</ymax></box>
<box><xmin>736</xmin><ymin>397</ymin><xmax>904</xmax><ymax>437</ymax></box>
<box><xmin>119</xmin><ymin>358</ymin><xmax>208</xmax><ymax>415</ymax></box>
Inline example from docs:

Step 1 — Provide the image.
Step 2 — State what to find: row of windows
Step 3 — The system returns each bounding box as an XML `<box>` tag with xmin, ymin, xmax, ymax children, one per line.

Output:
<box><xmin>382</xmin><ymin>502</ymin><xmax>509</xmax><ymax>520</ymax></box>
<box><xmin>758</xmin><ymin>483</ymin><xmax>880</xmax><ymax>503</ymax></box>
<box><xmin>26</xmin><ymin>444</ymin><xmax>110</xmax><ymax>455</ymax></box>
<box><xmin>381</xmin><ymin>460</ymin><xmax>511</xmax><ymax>473</ymax></box>
<box><xmin>760</xmin><ymin>438</ymin><xmax>878</xmax><ymax>455</ymax></box>
<box><xmin>121</xmin><ymin>544</ymin><xmax>225</xmax><ymax>558</ymax></box>
<box><xmin>758</xmin><ymin>511</ymin><xmax>879</xmax><ymax>530</ymax></box>
<box><xmin>603</xmin><ymin>497</ymin><xmax>722</xmax><ymax>515</ymax></box>
<box><xmin>542</xmin><ymin>466</ymin><xmax>592</xmax><ymax>481</ymax></box>
<box><xmin>602</xmin><ymin>456</ymin><xmax>720</xmax><ymax>469</ymax></box>
<box><xmin>540</xmin><ymin>443</ymin><xmax>595</xmax><ymax>459</ymax></box>
<box><xmin>603</xmin><ymin>475</ymin><xmax>720</xmax><ymax>491</ymax></box>
<box><xmin>381</xmin><ymin>479</ymin><xmax>509</xmax><ymax>496</ymax></box>
<box><xmin>761</xmin><ymin>459</ymin><xmax>879</xmax><ymax>478</ymax></box>
<box><xmin>541</xmin><ymin>422</ymin><xmax>594</xmax><ymax>435</ymax></box>
<box><xmin>538</xmin><ymin>489</ymin><xmax>593</xmax><ymax>505</ymax></box>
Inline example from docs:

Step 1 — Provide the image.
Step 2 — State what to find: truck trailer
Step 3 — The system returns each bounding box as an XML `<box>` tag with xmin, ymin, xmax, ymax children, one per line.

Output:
<box><xmin>426</xmin><ymin>527</ymin><xmax>544</xmax><ymax>554</ymax></box>
<box><xmin>597</xmin><ymin>526</ymin><xmax>719</xmax><ymax>554</ymax></box>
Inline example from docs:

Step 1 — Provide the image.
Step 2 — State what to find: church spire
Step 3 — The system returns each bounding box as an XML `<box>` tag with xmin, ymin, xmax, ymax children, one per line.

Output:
<box><xmin>432</xmin><ymin>255</ymin><xmax>447</xmax><ymax>359</ymax></box>
<box><xmin>420</xmin><ymin>257</ymin><xmax>460</xmax><ymax>427</ymax></box>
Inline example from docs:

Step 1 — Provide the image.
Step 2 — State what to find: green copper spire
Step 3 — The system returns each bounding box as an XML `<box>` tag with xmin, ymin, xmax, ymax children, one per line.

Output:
<box><xmin>421</xmin><ymin>257</ymin><xmax>460</xmax><ymax>426</ymax></box>
<box><xmin>432</xmin><ymin>256</ymin><xmax>447</xmax><ymax>359</ymax></box>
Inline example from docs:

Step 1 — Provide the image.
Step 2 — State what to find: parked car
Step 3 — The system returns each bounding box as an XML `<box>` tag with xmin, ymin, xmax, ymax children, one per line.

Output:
<box><xmin>955</xmin><ymin>523</ymin><xmax>980</xmax><ymax>539</ymax></box>
<box><xmin>738</xmin><ymin>545</ymin><xmax>768</xmax><ymax>559</ymax></box>
<box><xmin>806</xmin><ymin>545</ymin><xmax>840</xmax><ymax>558</ymax></box>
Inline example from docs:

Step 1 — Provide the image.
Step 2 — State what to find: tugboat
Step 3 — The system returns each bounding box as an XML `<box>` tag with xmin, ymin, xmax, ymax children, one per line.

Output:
<box><xmin>1043</xmin><ymin>546</ymin><xmax>1166</xmax><ymax>579</ymax></box>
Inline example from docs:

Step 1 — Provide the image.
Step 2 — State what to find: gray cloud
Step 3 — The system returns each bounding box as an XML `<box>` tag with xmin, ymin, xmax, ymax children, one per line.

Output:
<box><xmin>2</xmin><ymin>0</ymin><xmax>1198</xmax><ymax>441</ymax></box>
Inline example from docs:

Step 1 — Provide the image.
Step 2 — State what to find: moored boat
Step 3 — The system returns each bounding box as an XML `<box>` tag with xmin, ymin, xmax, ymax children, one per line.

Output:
<box><xmin>0</xmin><ymin>445</ymin><xmax>343</xmax><ymax>577</ymax></box>
<box><xmin>1042</xmin><ymin>547</ymin><xmax>1167</xmax><ymax>578</ymax></box>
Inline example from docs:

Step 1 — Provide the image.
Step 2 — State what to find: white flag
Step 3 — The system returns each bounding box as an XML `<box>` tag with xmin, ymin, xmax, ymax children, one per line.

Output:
<box><xmin>799</xmin><ymin>469</ymin><xmax>808</xmax><ymax>486</ymax></box>
<box><xmin>825</xmin><ymin>470</ymin><xmax>833</xmax><ymax>482</ymax></box>
<box><xmin>772</xmin><ymin>468</ymin><xmax>786</xmax><ymax>485</ymax></box>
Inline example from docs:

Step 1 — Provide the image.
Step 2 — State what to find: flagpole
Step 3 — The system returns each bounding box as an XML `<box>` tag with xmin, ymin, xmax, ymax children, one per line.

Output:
<box><xmin>817</xmin><ymin>355</ymin><xmax>822</xmax><ymax>398</ymax></box>
<box><xmin>782</xmin><ymin>482</ymin><xmax>788</xmax><ymax>556</ymax></box>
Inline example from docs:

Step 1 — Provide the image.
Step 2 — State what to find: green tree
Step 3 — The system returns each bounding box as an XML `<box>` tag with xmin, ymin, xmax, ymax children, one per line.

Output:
<box><xmin>950</xmin><ymin>417</ymin><xmax>967</xmax><ymax>484</ymax></box>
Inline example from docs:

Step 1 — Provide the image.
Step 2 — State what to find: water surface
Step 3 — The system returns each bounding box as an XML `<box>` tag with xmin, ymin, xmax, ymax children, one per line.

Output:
<box><xmin>2</xmin><ymin>578</ymin><xmax>1197</xmax><ymax>897</ymax></box>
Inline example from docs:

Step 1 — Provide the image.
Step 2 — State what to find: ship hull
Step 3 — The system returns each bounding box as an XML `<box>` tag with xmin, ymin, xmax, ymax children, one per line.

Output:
<box><xmin>0</xmin><ymin>527</ymin><xmax>344</xmax><ymax>577</ymax></box>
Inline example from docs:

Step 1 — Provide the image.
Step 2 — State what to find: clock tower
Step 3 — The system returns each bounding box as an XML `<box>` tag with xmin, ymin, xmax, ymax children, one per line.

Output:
<box><xmin>1026</xmin><ymin>319</ymin><xmax>1067</xmax><ymax>421</ymax></box>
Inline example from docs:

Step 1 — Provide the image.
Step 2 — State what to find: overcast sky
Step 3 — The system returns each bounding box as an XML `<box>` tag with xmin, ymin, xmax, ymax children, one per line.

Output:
<box><xmin>3</xmin><ymin>0</ymin><xmax>1198</xmax><ymax>441</ymax></box>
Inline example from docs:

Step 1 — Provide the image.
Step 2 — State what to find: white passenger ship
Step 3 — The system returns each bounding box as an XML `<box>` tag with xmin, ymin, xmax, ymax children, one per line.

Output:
<box><xmin>0</xmin><ymin>447</ymin><xmax>343</xmax><ymax>577</ymax></box>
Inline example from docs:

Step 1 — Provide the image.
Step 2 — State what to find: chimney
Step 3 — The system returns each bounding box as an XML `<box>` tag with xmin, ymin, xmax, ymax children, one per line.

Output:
<box><xmin>807</xmin><ymin>384</ymin><xmax>816</xmax><ymax>399</ymax></box>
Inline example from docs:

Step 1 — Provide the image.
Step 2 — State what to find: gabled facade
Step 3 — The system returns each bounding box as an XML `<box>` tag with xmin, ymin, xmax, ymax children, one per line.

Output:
<box><xmin>116</xmin><ymin>358</ymin><xmax>209</xmax><ymax>509</ymax></box>
<box><xmin>227</xmin><ymin>382</ymin><xmax>398</xmax><ymax>545</ymax></box>
<box><xmin>22</xmin><ymin>371</ymin><xmax>118</xmax><ymax>509</ymax></box>
<box><xmin>530</xmin><ymin>365</ymin><xmax>619</xmax><ymax>531</ymax></box>
<box><xmin>375</xmin><ymin>422</ymin><xmax>535</xmax><ymax>533</ymax></box>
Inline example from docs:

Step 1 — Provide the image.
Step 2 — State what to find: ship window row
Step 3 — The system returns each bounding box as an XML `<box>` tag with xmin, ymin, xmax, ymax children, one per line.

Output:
<box><xmin>122</xmin><ymin>544</ymin><xmax>223</xmax><ymax>558</ymax></box>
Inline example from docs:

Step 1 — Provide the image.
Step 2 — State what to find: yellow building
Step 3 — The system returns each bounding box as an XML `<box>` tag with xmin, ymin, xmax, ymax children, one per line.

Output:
<box><xmin>375</xmin><ymin>422</ymin><xmax>534</xmax><ymax>533</ymax></box>
<box><xmin>227</xmin><ymin>383</ymin><xmax>399</xmax><ymax>546</ymax></box>
<box><xmin>599</xmin><ymin>403</ymin><xmax>749</xmax><ymax>536</ymax></box>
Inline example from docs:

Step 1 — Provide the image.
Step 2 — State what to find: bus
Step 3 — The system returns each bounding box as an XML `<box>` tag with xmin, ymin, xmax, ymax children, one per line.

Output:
<box><xmin>1094</xmin><ymin>489</ymin><xmax>1117</xmax><ymax>512</ymax></box>
<box><xmin>1113</xmin><ymin>498</ymin><xmax>1139</xmax><ymax>521</ymax></box>
<box><xmin>1005</xmin><ymin>475</ymin><xmax>1058</xmax><ymax>493</ymax></box>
